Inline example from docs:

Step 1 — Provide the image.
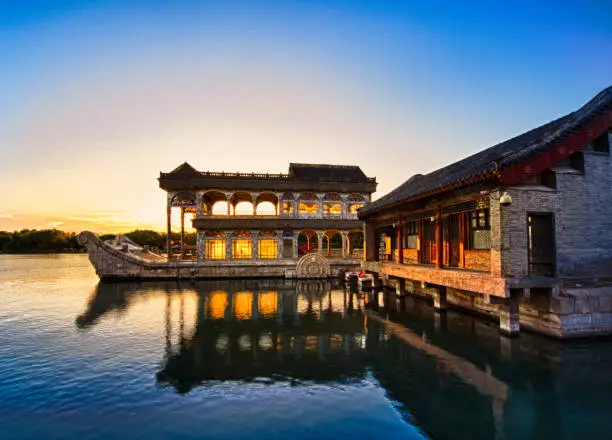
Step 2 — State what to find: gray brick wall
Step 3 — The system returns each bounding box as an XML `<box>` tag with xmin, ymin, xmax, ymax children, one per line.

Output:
<box><xmin>497</xmin><ymin>133</ymin><xmax>612</xmax><ymax>279</ymax></box>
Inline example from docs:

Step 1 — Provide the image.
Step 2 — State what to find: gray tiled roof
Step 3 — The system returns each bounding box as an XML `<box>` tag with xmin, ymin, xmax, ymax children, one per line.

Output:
<box><xmin>360</xmin><ymin>86</ymin><xmax>612</xmax><ymax>216</ymax></box>
<box><xmin>288</xmin><ymin>163</ymin><xmax>371</xmax><ymax>182</ymax></box>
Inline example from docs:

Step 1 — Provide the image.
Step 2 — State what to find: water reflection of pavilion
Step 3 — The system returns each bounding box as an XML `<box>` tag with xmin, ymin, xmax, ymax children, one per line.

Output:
<box><xmin>157</xmin><ymin>280</ymin><xmax>369</xmax><ymax>393</ymax></box>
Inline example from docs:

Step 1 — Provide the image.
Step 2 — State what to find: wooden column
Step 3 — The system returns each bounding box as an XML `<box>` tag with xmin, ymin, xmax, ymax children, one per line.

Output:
<box><xmin>180</xmin><ymin>207</ymin><xmax>185</xmax><ymax>260</ymax></box>
<box><xmin>459</xmin><ymin>213</ymin><xmax>466</xmax><ymax>268</ymax></box>
<box><xmin>397</xmin><ymin>215</ymin><xmax>403</xmax><ymax>264</ymax></box>
<box><xmin>166</xmin><ymin>203</ymin><xmax>172</xmax><ymax>260</ymax></box>
<box><xmin>436</xmin><ymin>207</ymin><xmax>443</xmax><ymax>268</ymax></box>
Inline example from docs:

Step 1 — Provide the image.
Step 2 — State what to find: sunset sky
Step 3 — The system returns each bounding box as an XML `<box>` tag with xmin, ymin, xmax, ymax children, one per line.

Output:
<box><xmin>1</xmin><ymin>0</ymin><xmax>610</xmax><ymax>233</ymax></box>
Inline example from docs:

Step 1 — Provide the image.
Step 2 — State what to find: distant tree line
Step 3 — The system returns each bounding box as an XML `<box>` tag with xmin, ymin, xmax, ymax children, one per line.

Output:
<box><xmin>0</xmin><ymin>229</ymin><xmax>195</xmax><ymax>254</ymax></box>
<box><xmin>0</xmin><ymin>229</ymin><xmax>80</xmax><ymax>253</ymax></box>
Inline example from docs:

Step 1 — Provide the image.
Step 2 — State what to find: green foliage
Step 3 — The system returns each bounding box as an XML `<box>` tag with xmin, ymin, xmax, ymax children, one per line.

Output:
<box><xmin>0</xmin><ymin>229</ymin><xmax>196</xmax><ymax>254</ymax></box>
<box><xmin>125</xmin><ymin>230</ymin><xmax>165</xmax><ymax>248</ymax></box>
<box><xmin>0</xmin><ymin>229</ymin><xmax>79</xmax><ymax>253</ymax></box>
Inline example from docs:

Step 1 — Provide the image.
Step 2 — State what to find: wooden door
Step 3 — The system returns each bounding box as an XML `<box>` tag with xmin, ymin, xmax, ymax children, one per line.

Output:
<box><xmin>445</xmin><ymin>214</ymin><xmax>460</xmax><ymax>267</ymax></box>
<box><xmin>528</xmin><ymin>213</ymin><xmax>555</xmax><ymax>277</ymax></box>
<box><xmin>421</xmin><ymin>220</ymin><xmax>436</xmax><ymax>264</ymax></box>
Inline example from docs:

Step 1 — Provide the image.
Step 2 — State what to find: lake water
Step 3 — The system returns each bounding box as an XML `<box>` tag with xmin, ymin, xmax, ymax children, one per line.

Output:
<box><xmin>1</xmin><ymin>255</ymin><xmax>612</xmax><ymax>440</ymax></box>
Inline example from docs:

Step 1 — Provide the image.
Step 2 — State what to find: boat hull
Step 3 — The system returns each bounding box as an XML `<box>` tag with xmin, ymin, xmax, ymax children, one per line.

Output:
<box><xmin>78</xmin><ymin>231</ymin><xmax>361</xmax><ymax>281</ymax></box>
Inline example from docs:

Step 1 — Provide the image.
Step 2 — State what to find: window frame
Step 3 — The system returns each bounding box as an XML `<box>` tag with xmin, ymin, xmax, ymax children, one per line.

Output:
<box><xmin>258</xmin><ymin>239</ymin><xmax>278</xmax><ymax>259</ymax></box>
<box><xmin>467</xmin><ymin>209</ymin><xmax>492</xmax><ymax>250</ymax></box>
<box><xmin>401</xmin><ymin>221</ymin><xmax>418</xmax><ymax>249</ymax></box>
<box><xmin>298</xmin><ymin>201</ymin><xmax>318</xmax><ymax>215</ymax></box>
<box><xmin>205</xmin><ymin>239</ymin><xmax>226</xmax><ymax>260</ymax></box>
<box><xmin>232</xmin><ymin>239</ymin><xmax>253</xmax><ymax>259</ymax></box>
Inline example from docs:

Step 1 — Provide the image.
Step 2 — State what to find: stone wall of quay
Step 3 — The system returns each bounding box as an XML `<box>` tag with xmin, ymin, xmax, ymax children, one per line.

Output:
<box><xmin>377</xmin><ymin>272</ymin><xmax>612</xmax><ymax>338</ymax></box>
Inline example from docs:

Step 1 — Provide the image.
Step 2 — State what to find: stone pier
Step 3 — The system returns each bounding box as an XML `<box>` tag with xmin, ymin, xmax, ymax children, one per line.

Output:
<box><xmin>432</xmin><ymin>286</ymin><xmax>447</xmax><ymax>312</ymax></box>
<box><xmin>498</xmin><ymin>296</ymin><xmax>520</xmax><ymax>337</ymax></box>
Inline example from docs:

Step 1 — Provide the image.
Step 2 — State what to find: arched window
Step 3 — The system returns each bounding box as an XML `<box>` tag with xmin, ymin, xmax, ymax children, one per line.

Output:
<box><xmin>348</xmin><ymin>230</ymin><xmax>364</xmax><ymax>257</ymax></box>
<box><xmin>281</xmin><ymin>192</ymin><xmax>295</xmax><ymax>215</ymax></box>
<box><xmin>323</xmin><ymin>193</ymin><xmax>342</xmax><ymax>216</ymax></box>
<box><xmin>234</xmin><ymin>201</ymin><xmax>255</xmax><ymax>215</ymax></box>
<box><xmin>203</xmin><ymin>191</ymin><xmax>228</xmax><ymax>216</ymax></box>
<box><xmin>298</xmin><ymin>193</ymin><xmax>318</xmax><ymax>215</ymax></box>
<box><xmin>347</xmin><ymin>194</ymin><xmax>366</xmax><ymax>215</ymax></box>
<box><xmin>255</xmin><ymin>193</ymin><xmax>279</xmax><ymax>215</ymax></box>
<box><xmin>297</xmin><ymin>230</ymin><xmax>318</xmax><ymax>256</ymax></box>
<box><xmin>170</xmin><ymin>192</ymin><xmax>196</xmax><ymax>207</ymax></box>
<box><xmin>324</xmin><ymin>230</ymin><xmax>343</xmax><ymax>258</ymax></box>
<box><xmin>231</xmin><ymin>192</ymin><xmax>255</xmax><ymax>215</ymax></box>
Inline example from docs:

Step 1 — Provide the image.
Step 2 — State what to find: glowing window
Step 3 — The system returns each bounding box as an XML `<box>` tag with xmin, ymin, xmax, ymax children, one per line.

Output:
<box><xmin>283</xmin><ymin>201</ymin><xmax>294</xmax><ymax>214</ymax></box>
<box><xmin>232</xmin><ymin>239</ymin><xmax>252</xmax><ymax>258</ymax></box>
<box><xmin>323</xmin><ymin>203</ymin><xmax>342</xmax><ymax>215</ymax></box>
<box><xmin>209</xmin><ymin>291</ymin><xmax>228</xmax><ymax>319</ymax></box>
<box><xmin>206</xmin><ymin>239</ymin><xmax>225</xmax><ymax>259</ymax></box>
<box><xmin>348</xmin><ymin>203</ymin><xmax>364</xmax><ymax>214</ymax></box>
<box><xmin>234</xmin><ymin>201</ymin><xmax>254</xmax><ymax>215</ymax></box>
<box><xmin>212</xmin><ymin>201</ymin><xmax>230</xmax><ymax>215</ymax></box>
<box><xmin>298</xmin><ymin>202</ymin><xmax>318</xmax><ymax>214</ymax></box>
<box><xmin>258</xmin><ymin>239</ymin><xmax>277</xmax><ymax>259</ymax></box>
<box><xmin>255</xmin><ymin>201</ymin><xmax>276</xmax><ymax>216</ymax></box>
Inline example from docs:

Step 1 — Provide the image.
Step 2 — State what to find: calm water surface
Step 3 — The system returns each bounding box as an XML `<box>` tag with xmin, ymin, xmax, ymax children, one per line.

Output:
<box><xmin>1</xmin><ymin>255</ymin><xmax>612</xmax><ymax>440</ymax></box>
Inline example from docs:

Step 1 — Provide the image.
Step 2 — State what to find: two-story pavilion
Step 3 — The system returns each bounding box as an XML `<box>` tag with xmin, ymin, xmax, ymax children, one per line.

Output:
<box><xmin>359</xmin><ymin>86</ymin><xmax>612</xmax><ymax>338</ymax></box>
<box><xmin>158</xmin><ymin>162</ymin><xmax>376</xmax><ymax>277</ymax></box>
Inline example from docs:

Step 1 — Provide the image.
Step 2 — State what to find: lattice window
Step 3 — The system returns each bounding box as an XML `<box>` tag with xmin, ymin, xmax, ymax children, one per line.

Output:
<box><xmin>206</xmin><ymin>239</ymin><xmax>225</xmax><ymax>259</ymax></box>
<box><xmin>258</xmin><ymin>239</ymin><xmax>278</xmax><ymax>259</ymax></box>
<box><xmin>348</xmin><ymin>203</ymin><xmax>364</xmax><ymax>214</ymax></box>
<box><xmin>469</xmin><ymin>209</ymin><xmax>491</xmax><ymax>250</ymax></box>
<box><xmin>323</xmin><ymin>203</ymin><xmax>342</xmax><ymax>215</ymax></box>
<box><xmin>283</xmin><ymin>201</ymin><xmax>294</xmax><ymax>214</ymax></box>
<box><xmin>298</xmin><ymin>202</ymin><xmax>318</xmax><ymax>214</ymax></box>
<box><xmin>232</xmin><ymin>239</ymin><xmax>252</xmax><ymax>258</ymax></box>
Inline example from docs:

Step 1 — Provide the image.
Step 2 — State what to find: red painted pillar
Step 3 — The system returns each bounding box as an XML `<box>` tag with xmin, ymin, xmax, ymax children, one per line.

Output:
<box><xmin>397</xmin><ymin>215</ymin><xmax>403</xmax><ymax>264</ymax></box>
<box><xmin>436</xmin><ymin>207</ymin><xmax>443</xmax><ymax>268</ymax></box>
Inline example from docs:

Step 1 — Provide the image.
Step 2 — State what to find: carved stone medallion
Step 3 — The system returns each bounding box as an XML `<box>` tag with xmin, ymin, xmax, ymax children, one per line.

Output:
<box><xmin>295</xmin><ymin>253</ymin><xmax>331</xmax><ymax>279</ymax></box>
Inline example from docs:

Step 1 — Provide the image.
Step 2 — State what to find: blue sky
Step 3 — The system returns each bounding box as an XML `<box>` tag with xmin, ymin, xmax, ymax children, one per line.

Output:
<box><xmin>0</xmin><ymin>0</ymin><xmax>610</xmax><ymax>232</ymax></box>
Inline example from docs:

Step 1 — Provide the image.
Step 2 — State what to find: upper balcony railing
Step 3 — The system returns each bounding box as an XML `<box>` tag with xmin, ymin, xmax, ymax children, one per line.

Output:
<box><xmin>161</xmin><ymin>170</ymin><xmax>376</xmax><ymax>182</ymax></box>
<box><xmin>199</xmin><ymin>171</ymin><xmax>290</xmax><ymax>179</ymax></box>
